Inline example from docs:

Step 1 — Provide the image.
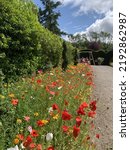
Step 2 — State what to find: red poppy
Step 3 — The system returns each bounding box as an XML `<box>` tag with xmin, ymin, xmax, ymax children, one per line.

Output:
<box><xmin>52</xmin><ymin>81</ymin><xmax>57</xmax><ymax>87</ymax></box>
<box><xmin>90</xmin><ymin>101</ymin><xmax>97</xmax><ymax>111</ymax></box>
<box><xmin>88</xmin><ymin>111</ymin><xmax>96</xmax><ymax>118</ymax></box>
<box><xmin>37</xmin><ymin>120</ymin><xmax>44</xmax><ymax>127</ymax></box>
<box><xmin>23</xmin><ymin>136</ymin><xmax>32</xmax><ymax>147</ymax></box>
<box><xmin>90</xmin><ymin>122</ymin><xmax>95</xmax><ymax>129</ymax></box>
<box><xmin>76</xmin><ymin>116</ymin><xmax>82</xmax><ymax>127</ymax></box>
<box><xmin>86</xmin><ymin>135</ymin><xmax>90</xmax><ymax>140</ymax></box>
<box><xmin>73</xmin><ymin>126</ymin><xmax>80</xmax><ymax>138</ymax></box>
<box><xmin>31</xmin><ymin>129</ymin><xmax>39</xmax><ymax>137</ymax></box>
<box><xmin>86</xmin><ymin>81</ymin><xmax>94</xmax><ymax>86</ymax></box>
<box><xmin>86</xmin><ymin>72</ymin><xmax>92</xmax><ymax>76</ymax></box>
<box><xmin>37</xmin><ymin>79</ymin><xmax>42</xmax><ymax>84</ymax></box>
<box><xmin>64</xmin><ymin>100</ymin><xmax>69</xmax><ymax>106</ymax></box>
<box><xmin>96</xmin><ymin>134</ymin><xmax>100</xmax><ymax>139</ymax></box>
<box><xmin>62</xmin><ymin>125</ymin><xmax>69</xmax><ymax>132</ymax></box>
<box><xmin>46</xmin><ymin>86</ymin><xmax>50</xmax><ymax>92</ymax></box>
<box><xmin>11</xmin><ymin>99</ymin><xmax>18</xmax><ymax>106</ymax></box>
<box><xmin>77</xmin><ymin>107</ymin><xmax>85</xmax><ymax>115</ymax></box>
<box><xmin>62</xmin><ymin>111</ymin><xmax>72</xmax><ymax>120</ymax></box>
<box><xmin>80</xmin><ymin>102</ymin><xmax>89</xmax><ymax>109</ymax></box>
<box><xmin>47</xmin><ymin>146</ymin><xmax>54</xmax><ymax>150</ymax></box>
<box><xmin>52</xmin><ymin>104</ymin><xmax>59</xmax><ymax>110</ymax></box>
<box><xmin>17</xmin><ymin>134</ymin><xmax>24</xmax><ymax>141</ymax></box>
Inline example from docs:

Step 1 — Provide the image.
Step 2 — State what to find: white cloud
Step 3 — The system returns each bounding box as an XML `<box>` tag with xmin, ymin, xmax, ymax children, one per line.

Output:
<box><xmin>75</xmin><ymin>10</ymin><xmax>113</xmax><ymax>37</ymax></box>
<box><xmin>55</xmin><ymin>0</ymin><xmax>113</xmax><ymax>40</ymax></box>
<box><xmin>57</xmin><ymin>0</ymin><xmax>113</xmax><ymax>15</ymax></box>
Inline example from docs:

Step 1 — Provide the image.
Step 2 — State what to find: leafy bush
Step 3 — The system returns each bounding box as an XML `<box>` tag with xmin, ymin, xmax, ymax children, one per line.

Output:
<box><xmin>0</xmin><ymin>0</ymin><xmax>75</xmax><ymax>82</ymax></box>
<box><xmin>0</xmin><ymin>0</ymin><xmax>41</xmax><ymax>81</ymax></box>
<box><xmin>0</xmin><ymin>53</ymin><xmax>6</xmax><ymax>93</ymax></box>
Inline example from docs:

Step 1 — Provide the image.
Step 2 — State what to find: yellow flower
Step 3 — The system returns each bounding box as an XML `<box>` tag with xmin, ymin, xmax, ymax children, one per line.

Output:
<box><xmin>41</xmin><ymin>120</ymin><xmax>48</xmax><ymax>125</ymax></box>
<box><xmin>0</xmin><ymin>94</ymin><xmax>5</xmax><ymax>99</ymax></box>
<box><xmin>53</xmin><ymin>114</ymin><xmax>59</xmax><ymax>120</ymax></box>
<box><xmin>4</xmin><ymin>83</ymin><xmax>7</xmax><ymax>87</ymax></box>
<box><xmin>68</xmin><ymin>129</ymin><xmax>73</xmax><ymax>134</ymax></box>
<box><xmin>9</xmin><ymin>93</ymin><xmax>15</xmax><ymax>98</ymax></box>
<box><xmin>17</xmin><ymin>119</ymin><xmax>22</xmax><ymax>124</ymax></box>
<box><xmin>34</xmin><ymin>112</ymin><xmax>39</xmax><ymax>116</ymax></box>
<box><xmin>13</xmin><ymin>138</ymin><xmax>19</xmax><ymax>144</ymax></box>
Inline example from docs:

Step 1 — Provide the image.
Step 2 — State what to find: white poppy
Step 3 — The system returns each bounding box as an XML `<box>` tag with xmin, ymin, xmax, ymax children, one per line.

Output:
<box><xmin>48</xmin><ymin>107</ymin><xmax>53</xmax><ymax>113</ymax></box>
<box><xmin>20</xmin><ymin>143</ymin><xmax>25</xmax><ymax>149</ymax></box>
<box><xmin>50</xmin><ymin>73</ymin><xmax>54</xmax><ymax>76</ymax></box>
<box><xmin>58</xmin><ymin>86</ymin><xmax>62</xmax><ymax>90</ymax></box>
<box><xmin>82</xmin><ymin>74</ymin><xmax>85</xmax><ymax>77</ymax></box>
<box><xmin>7</xmin><ymin>145</ymin><xmax>19</xmax><ymax>150</ymax></box>
<box><xmin>46</xmin><ymin>133</ymin><xmax>53</xmax><ymax>141</ymax></box>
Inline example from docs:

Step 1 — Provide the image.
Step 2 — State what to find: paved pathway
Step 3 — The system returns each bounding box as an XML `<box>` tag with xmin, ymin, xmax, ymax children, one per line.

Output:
<box><xmin>92</xmin><ymin>66</ymin><xmax>113</xmax><ymax>150</ymax></box>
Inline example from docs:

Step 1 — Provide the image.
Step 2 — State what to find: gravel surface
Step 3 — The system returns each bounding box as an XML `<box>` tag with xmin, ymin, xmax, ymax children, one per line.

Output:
<box><xmin>92</xmin><ymin>66</ymin><xmax>113</xmax><ymax>150</ymax></box>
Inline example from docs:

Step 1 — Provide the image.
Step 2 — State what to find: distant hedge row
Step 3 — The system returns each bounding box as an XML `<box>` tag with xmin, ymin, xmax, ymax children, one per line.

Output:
<box><xmin>0</xmin><ymin>0</ymin><xmax>75</xmax><ymax>82</ymax></box>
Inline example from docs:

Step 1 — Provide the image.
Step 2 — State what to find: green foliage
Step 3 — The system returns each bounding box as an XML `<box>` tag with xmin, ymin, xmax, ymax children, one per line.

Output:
<box><xmin>0</xmin><ymin>53</ymin><xmax>5</xmax><ymax>93</ymax></box>
<box><xmin>65</xmin><ymin>41</ymin><xmax>75</xmax><ymax>64</ymax></box>
<box><xmin>0</xmin><ymin>0</ymin><xmax>75</xmax><ymax>82</ymax></box>
<box><xmin>68</xmin><ymin>31</ymin><xmax>113</xmax><ymax>52</ymax></box>
<box><xmin>0</xmin><ymin>0</ymin><xmax>41</xmax><ymax>81</ymax></box>
<box><xmin>62</xmin><ymin>41</ymin><xmax>68</xmax><ymax>71</ymax></box>
<box><xmin>73</xmin><ymin>48</ymin><xmax>78</xmax><ymax>65</ymax></box>
<box><xmin>39</xmin><ymin>0</ymin><xmax>62</xmax><ymax>35</ymax></box>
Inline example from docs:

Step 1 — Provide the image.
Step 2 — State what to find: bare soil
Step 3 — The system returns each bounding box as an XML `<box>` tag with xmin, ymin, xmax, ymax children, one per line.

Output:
<box><xmin>92</xmin><ymin>66</ymin><xmax>113</xmax><ymax>150</ymax></box>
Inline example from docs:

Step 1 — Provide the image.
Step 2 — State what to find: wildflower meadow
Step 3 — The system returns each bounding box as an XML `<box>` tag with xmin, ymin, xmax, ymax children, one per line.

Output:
<box><xmin>0</xmin><ymin>64</ymin><xmax>99</xmax><ymax>150</ymax></box>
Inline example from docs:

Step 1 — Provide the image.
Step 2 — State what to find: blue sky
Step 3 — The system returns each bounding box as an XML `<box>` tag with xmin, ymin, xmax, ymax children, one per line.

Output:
<box><xmin>33</xmin><ymin>0</ymin><xmax>113</xmax><ymax>36</ymax></box>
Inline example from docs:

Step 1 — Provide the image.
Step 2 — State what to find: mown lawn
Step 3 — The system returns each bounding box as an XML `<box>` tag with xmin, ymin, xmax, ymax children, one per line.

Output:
<box><xmin>0</xmin><ymin>64</ymin><xmax>99</xmax><ymax>150</ymax></box>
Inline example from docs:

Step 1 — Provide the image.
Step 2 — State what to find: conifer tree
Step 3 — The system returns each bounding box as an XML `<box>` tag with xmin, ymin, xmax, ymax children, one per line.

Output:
<box><xmin>39</xmin><ymin>0</ymin><xmax>61</xmax><ymax>35</ymax></box>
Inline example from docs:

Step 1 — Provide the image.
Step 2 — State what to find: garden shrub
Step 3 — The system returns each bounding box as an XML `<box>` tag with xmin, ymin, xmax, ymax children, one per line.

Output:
<box><xmin>0</xmin><ymin>0</ymin><xmax>75</xmax><ymax>82</ymax></box>
<box><xmin>62</xmin><ymin>41</ymin><xmax>68</xmax><ymax>71</ymax></box>
<box><xmin>0</xmin><ymin>0</ymin><xmax>41</xmax><ymax>81</ymax></box>
<box><xmin>65</xmin><ymin>41</ymin><xmax>75</xmax><ymax>64</ymax></box>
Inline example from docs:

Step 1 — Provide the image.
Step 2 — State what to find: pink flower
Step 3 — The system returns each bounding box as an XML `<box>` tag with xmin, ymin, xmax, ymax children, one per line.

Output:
<box><xmin>29</xmin><ymin>143</ymin><xmax>36</xmax><ymax>149</ymax></box>
<box><xmin>24</xmin><ymin>116</ymin><xmax>30</xmax><ymax>122</ymax></box>
<box><xmin>49</xmin><ymin>91</ymin><xmax>55</xmax><ymax>95</ymax></box>
<box><xmin>27</xmin><ymin>126</ymin><xmax>32</xmax><ymax>133</ymax></box>
<box><xmin>36</xmin><ymin>144</ymin><xmax>42</xmax><ymax>150</ymax></box>
<box><xmin>76</xmin><ymin>116</ymin><xmax>82</xmax><ymax>127</ymax></box>
<box><xmin>38</xmin><ymin>70</ymin><xmax>43</xmax><ymax>74</ymax></box>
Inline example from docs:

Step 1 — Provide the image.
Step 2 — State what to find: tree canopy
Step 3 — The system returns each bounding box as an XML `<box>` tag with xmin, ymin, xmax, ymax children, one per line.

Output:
<box><xmin>39</xmin><ymin>0</ymin><xmax>62</xmax><ymax>35</ymax></box>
